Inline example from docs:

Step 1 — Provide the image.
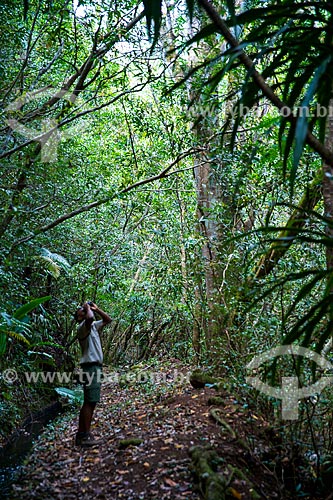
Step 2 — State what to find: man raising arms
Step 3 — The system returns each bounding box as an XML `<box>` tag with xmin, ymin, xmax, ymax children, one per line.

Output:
<box><xmin>74</xmin><ymin>301</ymin><xmax>112</xmax><ymax>447</ymax></box>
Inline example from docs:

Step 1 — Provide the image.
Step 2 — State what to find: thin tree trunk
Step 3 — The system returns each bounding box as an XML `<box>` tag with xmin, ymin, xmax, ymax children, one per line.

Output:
<box><xmin>321</xmin><ymin>99</ymin><xmax>333</xmax><ymax>355</ymax></box>
<box><xmin>175</xmin><ymin>184</ymin><xmax>189</xmax><ymax>304</ymax></box>
<box><xmin>193</xmin><ymin>147</ymin><xmax>220</xmax><ymax>349</ymax></box>
<box><xmin>128</xmin><ymin>242</ymin><xmax>152</xmax><ymax>295</ymax></box>
<box><xmin>323</xmin><ymin>106</ymin><xmax>333</xmax><ymax>270</ymax></box>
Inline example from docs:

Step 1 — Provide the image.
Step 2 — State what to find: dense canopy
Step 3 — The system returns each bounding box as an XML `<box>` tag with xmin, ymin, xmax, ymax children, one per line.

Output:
<box><xmin>1</xmin><ymin>1</ymin><xmax>333</xmax><ymax>497</ymax></box>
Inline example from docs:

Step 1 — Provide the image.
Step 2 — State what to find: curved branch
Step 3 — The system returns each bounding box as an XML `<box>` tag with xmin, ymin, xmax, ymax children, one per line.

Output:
<box><xmin>8</xmin><ymin>148</ymin><xmax>203</xmax><ymax>252</ymax></box>
<box><xmin>1</xmin><ymin>10</ymin><xmax>145</xmax><ymax>146</ymax></box>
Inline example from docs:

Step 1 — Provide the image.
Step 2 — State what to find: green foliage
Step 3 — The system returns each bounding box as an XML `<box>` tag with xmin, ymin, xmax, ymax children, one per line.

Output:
<box><xmin>54</xmin><ymin>387</ymin><xmax>83</xmax><ymax>405</ymax></box>
<box><xmin>0</xmin><ymin>399</ymin><xmax>21</xmax><ymax>439</ymax></box>
<box><xmin>142</xmin><ymin>0</ymin><xmax>333</xmax><ymax>188</ymax></box>
<box><xmin>1</xmin><ymin>2</ymin><xmax>333</xmax><ymax>465</ymax></box>
<box><xmin>13</xmin><ymin>296</ymin><xmax>51</xmax><ymax>321</ymax></box>
<box><xmin>35</xmin><ymin>248</ymin><xmax>71</xmax><ymax>279</ymax></box>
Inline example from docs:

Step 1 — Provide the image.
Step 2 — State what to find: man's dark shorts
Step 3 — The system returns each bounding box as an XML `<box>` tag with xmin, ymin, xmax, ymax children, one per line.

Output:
<box><xmin>80</xmin><ymin>363</ymin><xmax>103</xmax><ymax>403</ymax></box>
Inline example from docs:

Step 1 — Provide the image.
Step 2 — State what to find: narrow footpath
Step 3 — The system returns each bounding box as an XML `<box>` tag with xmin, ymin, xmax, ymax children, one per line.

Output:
<box><xmin>8</xmin><ymin>361</ymin><xmax>311</xmax><ymax>499</ymax></box>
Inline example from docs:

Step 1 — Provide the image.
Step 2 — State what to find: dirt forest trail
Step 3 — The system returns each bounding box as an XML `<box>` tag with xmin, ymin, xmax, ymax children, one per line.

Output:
<box><xmin>9</xmin><ymin>361</ymin><xmax>296</xmax><ymax>499</ymax></box>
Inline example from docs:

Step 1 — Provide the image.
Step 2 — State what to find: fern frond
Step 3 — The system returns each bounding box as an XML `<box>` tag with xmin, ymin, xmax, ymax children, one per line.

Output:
<box><xmin>6</xmin><ymin>330</ymin><xmax>31</xmax><ymax>345</ymax></box>
<box><xmin>0</xmin><ymin>313</ymin><xmax>32</xmax><ymax>336</ymax></box>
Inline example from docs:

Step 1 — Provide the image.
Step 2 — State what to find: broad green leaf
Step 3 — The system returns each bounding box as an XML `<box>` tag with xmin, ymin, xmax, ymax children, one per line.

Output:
<box><xmin>13</xmin><ymin>296</ymin><xmax>51</xmax><ymax>320</ymax></box>
<box><xmin>37</xmin><ymin>248</ymin><xmax>71</xmax><ymax>278</ymax></box>
<box><xmin>55</xmin><ymin>387</ymin><xmax>83</xmax><ymax>403</ymax></box>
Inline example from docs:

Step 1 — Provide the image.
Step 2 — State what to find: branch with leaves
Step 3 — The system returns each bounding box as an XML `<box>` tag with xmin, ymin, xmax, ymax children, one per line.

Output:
<box><xmin>8</xmin><ymin>147</ymin><xmax>203</xmax><ymax>253</ymax></box>
<box><xmin>197</xmin><ymin>0</ymin><xmax>333</xmax><ymax>167</ymax></box>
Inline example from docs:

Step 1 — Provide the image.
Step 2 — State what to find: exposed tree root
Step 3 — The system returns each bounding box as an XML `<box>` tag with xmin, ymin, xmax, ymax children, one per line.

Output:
<box><xmin>209</xmin><ymin>408</ymin><xmax>236</xmax><ymax>439</ymax></box>
<box><xmin>189</xmin><ymin>445</ymin><xmax>226</xmax><ymax>500</ymax></box>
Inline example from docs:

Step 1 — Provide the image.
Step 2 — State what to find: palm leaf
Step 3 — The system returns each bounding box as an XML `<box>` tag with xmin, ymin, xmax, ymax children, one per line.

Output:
<box><xmin>282</xmin><ymin>295</ymin><xmax>332</xmax><ymax>345</ymax></box>
<box><xmin>185</xmin><ymin>23</ymin><xmax>217</xmax><ymax>46</ymax></box>
<box><xmin>246</xmin><ymin>270</ymin><xmax>321</xmax><ymax>311</ymax></box>
<box><xmin>314</xmin><ymin>319</ymin><xmax>333</xmax><ymax>354</ymax></box>
<box><xmin>142</xmin><ymin>0</ymin><xmax>162</xmax><ymax>47</ymax></box>
<box><xmin>292</xmin><ymin>57</ymin><xmax>331</xmax><ymax>176</ymax></box>
<box><xmin>0</xmin><ymin>312</ymin><xmax>32</xmax><ymax>354</ymax></box>
<box><xmin>0</xmin><ymin>313</ymin><xmax>32</xmax><ymax>336</ymax></box>
<box><xmin>7</xmin><ymin>331</ymin><xmax>31</xmax><ymax>344</ymax></box>
<box><xmin>284</xmin><ymin>271</ymin><xmax>328</xmax><ymax>320</ymax></box>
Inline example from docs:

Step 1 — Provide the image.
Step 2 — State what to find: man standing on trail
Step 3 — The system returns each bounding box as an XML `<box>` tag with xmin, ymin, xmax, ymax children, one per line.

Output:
<box><xmin>74</xmin><ymin>301</ymin><xmax>112</xmax><ymax>447</ymax></box>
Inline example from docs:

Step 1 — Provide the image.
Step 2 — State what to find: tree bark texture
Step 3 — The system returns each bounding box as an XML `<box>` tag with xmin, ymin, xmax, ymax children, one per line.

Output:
<box><xmin>323</xmin><ymin>101</ymin><xmax>333</xmax><ymax>271</ymax></box>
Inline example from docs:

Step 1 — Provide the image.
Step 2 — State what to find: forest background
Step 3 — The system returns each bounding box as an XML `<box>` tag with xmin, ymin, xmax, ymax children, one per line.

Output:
<box><xmin>1</xmin><ymin>0</ymin><xmax>333</xmax><ymax>479</ymax></box>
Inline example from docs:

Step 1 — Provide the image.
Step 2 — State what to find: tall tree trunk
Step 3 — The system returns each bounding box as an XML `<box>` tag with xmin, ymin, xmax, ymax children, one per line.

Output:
<box><xmin>164</xmin><ymin>3</ymin><xmax>221</xmax><ymax>351</ymax></box>
<box><xmin>175</xmin><ymin>183</ymin><xmax>189</xmax><ymax>304</ymax></box>
<box><xmin>193</xmin><ymin>123</ymin><xmax>221</xmax><ymax>350</ymax></box>
<box><xmin>321</xmin><ymin>100</ymin><xmax>333</xmax><ymax>355</ymax></box>
<box><xmin>323</xmin><ymin>106</ymin><xmax>333</xmax><ymax>271</ymax></box>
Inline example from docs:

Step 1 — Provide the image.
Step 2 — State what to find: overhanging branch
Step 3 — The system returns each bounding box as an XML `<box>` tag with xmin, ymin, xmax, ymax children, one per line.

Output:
<box><xmin>8</xmin><ymin>148</ymin><xmax>203</xmax><ymax>252</ymax></box>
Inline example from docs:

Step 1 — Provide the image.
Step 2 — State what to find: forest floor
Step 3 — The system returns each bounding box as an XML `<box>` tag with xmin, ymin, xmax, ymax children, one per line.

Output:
<box><xmin>8</xmin><ymin>359</ymin><xmax>322</xmax><ymax>500</ymax></box>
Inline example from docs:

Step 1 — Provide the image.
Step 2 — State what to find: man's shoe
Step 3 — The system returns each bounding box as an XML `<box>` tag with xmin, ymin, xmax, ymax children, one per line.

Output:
<box><xmin>75</xmin><ymin>432</ymin><xmax>101</xmax><ymax>447</ymax></box>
